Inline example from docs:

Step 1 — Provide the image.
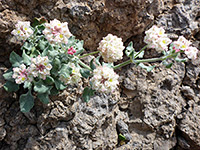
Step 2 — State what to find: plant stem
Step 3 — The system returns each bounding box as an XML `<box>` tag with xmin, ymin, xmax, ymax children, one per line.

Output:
<box><xmin>79</xmin><ymin>51</ymin><xmax>99</xmax><ymax>59</ymax></box>
<box><xmin>113</xmin><ymin>59</ymin><xmax>132</xmax><ymax>69</ymax></box>
<box><xmin>78</xmin><ymin>60</ymin><xmax>92</xmax><ymax>71</ymax></box>
<box><xmin>134</xmin><ymin>45</ymin><xmax>148</xmax><ymax>58</ymax></box>
<box><xmin>113</xmin><ymin>55</ymin><xmax>172</xmax><ymax>70</ymax></box>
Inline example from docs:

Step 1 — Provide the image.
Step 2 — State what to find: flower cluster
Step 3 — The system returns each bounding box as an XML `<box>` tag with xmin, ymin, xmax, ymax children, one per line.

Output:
<box><xmin>90</xmin><ymin>66</ymin><xmax>119</xmax><ymax>93</ymax></box>
<box><xmin>67</xmin><ymin>46</ymin><xmax>76</xmax><ymax>55</ymax></box>
<box><xmin>59</xmin><ymin>63</ymin><xmax>82</xmax><ymax>86</ymax></box>
<box><xmin>171</xmin><ymin>36</ymin><xmax>198</xmax><ymax>59</ymax></box>
<box><xmin>98</xmin><ymin>34</ymin><xmax>124</xmax><ymax>63</ymax></box>
<box><xmin>12</xmin><ymin>64</ymin><xmax>33</xmax><ymax>84</ymax></box>
<box><xmin>11</xmin><ymin>21</ymin><xmax>34</xmax><ymax>41</ymax></box>
<box><xmin>43</xmin><ymin>19</ymin><xmax>72</xmax><ymax>45</ymax></box>
<box><xmin>30</xmin><ymin>55</ymin><xmax>52</xmax><ymax>80</ymax></box>
<box><xmin>144</xmin><ymin>25</ymin><xmax>172</xmax><ymax>52</ymax></box>
<box><xmin>12</xmin><ymin>55</ymin><xmax>52</xmax><ymax>85</ymax></box>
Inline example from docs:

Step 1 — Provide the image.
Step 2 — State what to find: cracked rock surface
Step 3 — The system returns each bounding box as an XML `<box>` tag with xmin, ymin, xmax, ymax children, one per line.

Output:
<box><xmin>0</xmin><ymin>0</ymin><xmax>200</xmax><ymax>149</ymax></box>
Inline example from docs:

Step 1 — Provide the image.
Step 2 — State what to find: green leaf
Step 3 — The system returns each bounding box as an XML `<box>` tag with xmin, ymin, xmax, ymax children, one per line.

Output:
<box><xmin>30</xmin><ymin>49</ymin><xmax>40</xmax><ymax>58</ymax></box>
<box><xmin>118</xmin><ymin>134</ymin><xmax>126</xmax><ymax>141</ymax></box>
<box><xmin>51</xmin><ymin>57</ymin><xmax>61</xmax><ymax>76</ymax></box>
<box><xmin>4</xmin><ymin>81</ymin><xmax>19</xmax><ymax>92</ymax></box>
<box><xmin>48</xmin><ymin>50</ymin><xmax>59</xmax><ymax>58</ymax></box>
<box><xmin>162</xmin><ymin>60</ymin><xmax>173</xmax><ymax>68</ymax></box>
<box><xmin>32</xmin><ymin>17</ymin><xmax>47</xmax><ymax>27</ymax></box>
<box><xmin>22</xmin><ymin>42</ymin><xmax>34</xmax><ymax>52</ymax></box>
<box><xmin>33</xmin><ymin>80</ymin><xmax>50</xmax><ymax>93</ymax></box>
<box><xmin>135</xmin><ymin>51</ymin><xmax>144</xmax><ymax>58</ymax></box>
<box><xmin>3</xmin><ymin>68</ymin><xmax>14</xmax><ymax>82</ymax></box>
<box><xmin>175</xmin><ymin>57</ymin><xmax>188</xmax><ymax>62</ymax></box>
<box><xmin>59</xmin><ymin>64</ymin><xmax>72</xmax><ymax>78</ymax></box>
<box><xmin>82</xmin><ymin>87</ymin><xmax>95</xmax><ymax>102</ymax></box>
<box><xmin>50</xmin><ymin>87</ymin><xmax>59</xmax><ymax>95</ymax></box>
<box><xmin>138</xmin><ymin>63</ymin><xmax>155</xmax><ymax>72</ymax></box>
<box><xmin>125</xmin><ymin>42</ymin><xmax>135</xmax><ymax>57</ymax></box>
<box><xmin>22</xmin><ymin>50</ymin><xmax>31</xmax><ymax>65</ymax></box>
<box><xmin>44</xmin><ymin>76</ymin><xmax>54</xmax><ymax>85</ymax></box>
<box><xmin>42</xmin><ymin>44</ymin><xmax>53</xmax><ymax>56</ymax></box>
<box><xmin>37</xmin><ymin>93</ymin><xmax>49</xmax><ymax>104</ymax></box>
<box><xmin>76</xmin><ymin>40</ymin><xmax>84</xmax><ymax>50</ymax></box>
<box><xmin>35</xmin><ymin>25</ymin><xmax>45</xmax><ymax>34</ymax></box>
<box><xmin>23</xmin><ymin>81</ymin><xmax>32</xmax><ymax>89</ymax></box>
<box><xmin>19</xmin><ymin>90</ymin><xmax>34</xmax><ymax>112</ymax></box>
<box><xmin>9</xmin><ymin>51</ymin><xmax>23</xmax><ymax>67</ymax></box>
<box><xmin>38</xmin><ymin>39</ymin><xmax>48</xmax><ymax>50</ymax></box>
<box><xmin>95</xmin><ymin>55</ymin><xmax>101</xmax><ymax>66</ymax></box>
<box><xmin>89</xmin><ymin>58</ymin><xmax>96</xmax><ymax>70</ymax></box>
<box><xmin>55</xmin><ymin>79</ymin><xmax>66</xmax><ymax>90</ymax></box>
<box><xmin>80</xmin><ymin>68</ymin><xmax>91</xmax><ymax>79</ymax></box>
<box><xmin>102</xmin><ymin>62</ymin><xmax>114</xmax><ymax>68</ymax></box>
<box><xmin>66</xmin><ymin>36</ymin><xmax>76</xmax><ymax>47</ymax></box>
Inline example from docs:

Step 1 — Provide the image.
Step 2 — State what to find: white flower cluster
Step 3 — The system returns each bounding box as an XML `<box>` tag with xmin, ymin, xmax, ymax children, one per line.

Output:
<box><xmin>171</xmin><ymin>36</ymin><xmax>198</xmax><ymax>59</ymax></box>
<box><xmin>144</xmin><ymin>25</ymin><xmax>172</xmax><ymax>52</ymax></box>
<box><xmin>13</xmin><ymin>56</ymin><xmax>52</xmax><ymax>84</ymax></box>
<box><xmin>12</xmin><ymin>64</ymin><xmax>33</xmax><ymax>84</ymax></box>
<box><xmin>90</xmin><ymin>66</ymin><xmax>119</xmax><ymax>93</ymax></box>
<box><xmin>98</xmin><ymin>34</ymin><xmax>124</xmax><ymax>63</ymax></box>
<box><xmin>30</xmin><ymin>55</ymin><xmax>52</xmax><ymax>80</ymax></box>
<box><xmin>11</xmin><ymin>21</ymin><xmax>34</xmax><ymax>41</ymax></box>
<box><xmin>59</xmin><ymin>63</ymin><xmax>82</xmax><ymax>86</ymax></box>
<box><xmin>43</xmin><ymin>19</ymin><xmax>72</xmax><ymax>45</ymax></box>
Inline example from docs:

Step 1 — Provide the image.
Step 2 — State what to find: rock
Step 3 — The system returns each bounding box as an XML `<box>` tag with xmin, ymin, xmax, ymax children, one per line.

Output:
<box><xmin>0</xmin><ymin>0</ymin><xmax>200</xmax><ymax>149</ymax></box>
<box><xmin>0</xmin><ymin>127</ymin><xmax>6</xmax><ymax>141</ymax></box>
<box><xmin>156</xmin><ymin>1</ymin><xmax>200</xmax><ymax>38</ymax></box>
<box><xmin>0</xmin><ymin>0</ymin><xmax>170</xmax><ymax>63</ymax></box>
<box><xmin>117</xmin><ymin>120</ymin><xmax>132</xmax><ymax>141</ymax></box>
<box><xmin>25</xmin><ymin>123</ymin><xmax>74</xmax><ymax>150</ymax></box>
<box><xmin>178</xmin><ymin>100</ymin><xmax>200</xmax><ymax>149</ymax></box>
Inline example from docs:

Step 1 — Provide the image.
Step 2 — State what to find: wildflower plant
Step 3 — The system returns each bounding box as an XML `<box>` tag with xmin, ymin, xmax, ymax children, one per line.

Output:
<box><xmin>3</xmin><ymin>18</ymin><xmax>199</xmax><ymax>112</ymax></box>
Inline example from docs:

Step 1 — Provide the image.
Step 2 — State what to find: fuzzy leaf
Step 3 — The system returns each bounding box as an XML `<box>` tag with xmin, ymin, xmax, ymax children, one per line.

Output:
<box><xmin>3</xmin><ymin>68</ymin><xmax>14</xmax><ymax>82</ymax></box>
<box><xmin>9</xmin><ymin>51</ymin><xmax>23</xmax><ymax>67</ymax></box>
<box><xmin>162</xmin><ymin>60</ymin><xmax>173</xmax><ymax>68</ymax></box>
<box><xmin>95</xmin><ymin>55</ymin><xmax>101</xmax><ymax>66</ymax></box>
<box><xmin>89</xmin><ymin>58</ymin><xmax>96</xmax><ymax>70</ymax></box>
<box><xmin>51</xmin><ymin>57</ymin><xmax>61</xmax><ymax>76</ymax></box>
<box><xmin>135</xmin><ymin>51</ymin><xmax>144</xmax><ymax>58</ymax></box>
<box><xmin>4</xmin><ymin>81</ymin><xmax>19</xmax><ymax>92</ymax></box>
<box><xmin>80</xmin><ymin>68</ymin><xmax>91</xmax><ymax>79</ymax></box>
<box><xmin>44</xmin><ymin>76</ymin><xmax>54</xmax><ymax>85</ymax></box>
<box><xmin>125</xmin><ymin>42</ymin><xmax>135</xmax><ymax>57</ymax></box>
<box><xmin>59</xmin><ymin>64</ymin><xmax>72</xmax><ymax>78</ymax></box>
<box><xmin>138</xmin><ymin>63</ymin><xmax>155</xmax><ymax>72</ymax></box>
<box><xmin>23</xmin><ymin>81</ymin><xmax>32</xmax><ymax>89</ymax></box>
<box><xmin>19</xmin><ymin>90</ymin><xmax>34</xmax><ymax>112</ymax></box>
<box><xmin>38</xmin><ymin>39</ymin><xmax>48</xmax><ymax>51</ymax></box>
<box><xmin>50</xmin><ymin>87</ymin><xmax>59</xmax><ymax>95</ymax></box>
<box><xmin>37</xmin><ymin>93</ymin><xmax>49</xmax><ymax>104</ymax></box>
<box><xmin>55</xmin><ymin>79</ymin><xmax>66</xmax><ymax>90</ymax></box>
<box><xmin>34</xmin><ymin>80</ymin><xmax>50</xmax><ymax>93</ymax></box>
<box><xmin>22</xmin><ymin>50</ymin><xmax>31</xmax><ymax>65</ymax></box>
<box><xmin>175</xmin><ymin>57</ymin><xmax>188</xmax><ymax>62</ymax></box>
<box><xmin>22</xmin><ymin>42</ymin><xmax>34</xmax><ymax>52</ymax></box>
<box><xmin>82</xmin><ymin>87</ymin><xmax>94</xmax><ymax>102</ymax></box>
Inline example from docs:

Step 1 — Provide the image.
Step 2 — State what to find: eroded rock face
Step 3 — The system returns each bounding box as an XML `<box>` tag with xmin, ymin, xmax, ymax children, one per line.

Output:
<box><xmin>0</xmin><ymin>0</ymin><xmax>200</xmax><ymax>149</ymax></box>
<box><xmin>0</xmin><ymin>0</ymin><xmax>169</xmax><ymax>63</ymax></box>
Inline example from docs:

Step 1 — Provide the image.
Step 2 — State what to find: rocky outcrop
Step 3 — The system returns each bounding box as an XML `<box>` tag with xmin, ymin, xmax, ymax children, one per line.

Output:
<box><xmin>0</xmin><ymin>0</ymin><xmax>200</xmax><ymax>149</ymax></box>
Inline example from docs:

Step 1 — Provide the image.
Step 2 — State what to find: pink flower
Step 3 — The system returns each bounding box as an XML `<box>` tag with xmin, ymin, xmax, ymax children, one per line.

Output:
<box><xmin>12</xmin><ymin>64</ymin><xmax>33</xmax><ymax>84</ymax></box>
<box><xmin>67</xmin><ymin>46</ymin><xmax>76</xmax><ymax>55</ymax></box>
